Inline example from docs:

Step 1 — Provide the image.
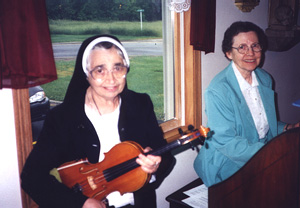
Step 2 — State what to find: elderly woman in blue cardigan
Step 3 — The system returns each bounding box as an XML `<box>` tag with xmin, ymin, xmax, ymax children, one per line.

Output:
<box><xmin>194</xmin><ymin>21</ymin><xmax>300</xmax><ymax>187</ymax></box>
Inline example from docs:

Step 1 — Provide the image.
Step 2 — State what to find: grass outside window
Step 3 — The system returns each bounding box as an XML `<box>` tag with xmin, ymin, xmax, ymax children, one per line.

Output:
<box><xmin>42</xmin><ymin>56</ymin><xmax>164</xmax><ymax>120</ymax></box>
<box><xmin>44</xmin><ymin>20</ymin><xmax>164</xmax><ymax>120</ymax></box>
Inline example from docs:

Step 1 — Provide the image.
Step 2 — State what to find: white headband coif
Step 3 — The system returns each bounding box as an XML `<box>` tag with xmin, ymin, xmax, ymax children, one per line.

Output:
<box><xmin>82</xmin><ymin>36</ymin><xmax>130</xmax><ymax>76</ymax></box>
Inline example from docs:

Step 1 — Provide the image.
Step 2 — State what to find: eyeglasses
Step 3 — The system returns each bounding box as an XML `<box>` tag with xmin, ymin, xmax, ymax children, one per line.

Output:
<box><xmin>89</xmin><ymin>65</ymin><xmax>128</xmax><ymax>80</ymax></box>
<box><xmin>232</xmin><ymin>43</ymin><xmax>262</xmax><ymax>54</ymax></box>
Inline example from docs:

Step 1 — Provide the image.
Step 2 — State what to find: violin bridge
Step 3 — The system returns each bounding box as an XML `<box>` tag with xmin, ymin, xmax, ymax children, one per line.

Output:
<box><xmin>87</xmin><ymin>176</ymin><xmax>97</xmax><ymax>190</ymax></box>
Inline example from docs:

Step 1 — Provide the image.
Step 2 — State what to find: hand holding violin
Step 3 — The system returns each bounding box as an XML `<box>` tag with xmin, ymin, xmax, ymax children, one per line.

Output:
<box><xmin>136</xmin><ymin>147</ymin><xmax>161</xmax><ymax>174</ymax></box>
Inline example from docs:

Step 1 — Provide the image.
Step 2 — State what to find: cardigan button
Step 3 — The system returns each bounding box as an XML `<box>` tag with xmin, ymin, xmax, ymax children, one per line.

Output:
<box><xmin>77</xmin><ymin>124</ymin><xmax>85</xmax><ymax>129</ymax></box>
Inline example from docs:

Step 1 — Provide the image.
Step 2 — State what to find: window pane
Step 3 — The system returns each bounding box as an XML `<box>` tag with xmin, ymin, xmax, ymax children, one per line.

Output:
<box><xmin>162</xmin><ymin>1</ymin><xmax>175</xmax><ymax>121</ymax></box>
<box><xmin>44</xmin><ymin>0</ymin><xmax>175</xmax><ymax>123</ymax></box>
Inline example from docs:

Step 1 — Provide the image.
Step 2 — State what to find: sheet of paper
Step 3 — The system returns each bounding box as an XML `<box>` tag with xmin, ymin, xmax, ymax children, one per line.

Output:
<box><xmin>182</xmin><ymin>184</ymin><xmax>208</xmax><ymax>207</ymax></box>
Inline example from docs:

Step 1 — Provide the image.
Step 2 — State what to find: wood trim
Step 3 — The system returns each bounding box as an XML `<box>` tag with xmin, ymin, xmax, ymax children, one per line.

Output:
<box><xmin>163</xmin><ymin>8</ymin><xmax>202</xmax><ymax>142</ymax></box>
<box><xmin>184</xmin><ymin>8</ymin><xmax>202</xmax><ymax>129</ymax></box>
<box><xmin>160</xmin><ymin>11</ymin><xmax>182</xmax><ymax>133</ymax></box>
<box><xmin>174</xmin><ymin>11</ymin><xmax>183</xmax><ymax>128</ymax></box>
<box><xmin>13</xmin><ymin>89</ymin><xmax>37</xmax><ymax>208</ymax></box>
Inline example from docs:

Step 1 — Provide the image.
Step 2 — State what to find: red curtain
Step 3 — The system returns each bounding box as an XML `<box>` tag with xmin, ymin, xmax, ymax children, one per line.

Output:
<box><xmin>0</xmin><ymin>0</ymin><xmax>57</xmax><ymax>89</ymax></box>
<box><xmin>190</xmin><ymin>0</ymin><xmax>216</xmax><ymax>54</ymax></box>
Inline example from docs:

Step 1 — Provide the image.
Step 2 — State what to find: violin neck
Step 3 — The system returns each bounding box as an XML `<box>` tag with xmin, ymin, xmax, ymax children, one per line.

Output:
<box><xmin>147</xmin><ymin>131</ymin><xmax>201</xmax><ymax>156</ymax></box>
<box><xmin>103</xmin><ymin>131</ymin><xmax>202</xmax><ymax>182</ymax></box>
<box><xmin>103</xmin><ymin>141</ymin><xmax>181</xmax><ymax>182</ymax></box>
<box><xmin>146</xmin><ymin>140</ymin><xmax>181</xmax><ymax>156</ymax></box>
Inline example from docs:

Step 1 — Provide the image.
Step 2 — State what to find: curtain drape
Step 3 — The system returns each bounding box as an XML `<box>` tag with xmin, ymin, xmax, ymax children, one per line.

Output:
<box><xmin>0</xmin><ymin>0</ymin><xmax>57</xmax><ymax>89</ymax></box>
<box><xmin>190</xmin><ymin>0</ymin><xmax>216</xmax><ymax>54</ymax></box>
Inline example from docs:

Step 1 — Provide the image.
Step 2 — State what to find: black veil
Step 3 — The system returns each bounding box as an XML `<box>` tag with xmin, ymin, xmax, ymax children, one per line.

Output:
<box><xmin>63</xmin><ymin>35</ymin><xmax>128</xmax><ymax>104</ymax></box>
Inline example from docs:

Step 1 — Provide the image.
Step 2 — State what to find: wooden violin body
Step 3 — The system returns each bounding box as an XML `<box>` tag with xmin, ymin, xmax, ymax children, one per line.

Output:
<box><xmin>56</xmin><ymin>125</ymin><xmax>210</xmax><ymax>201</ymax></box>
<box><xmin>58</xmin><ymin>141</ymin><xmax>149</xmax><ymax>200</ymax></box>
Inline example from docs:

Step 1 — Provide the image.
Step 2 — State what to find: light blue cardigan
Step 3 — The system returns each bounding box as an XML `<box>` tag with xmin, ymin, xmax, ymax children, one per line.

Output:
<box><xmin>194</xmin><ymin>62</ymin><xmax>286</xmax><ymax>187</ymax></box>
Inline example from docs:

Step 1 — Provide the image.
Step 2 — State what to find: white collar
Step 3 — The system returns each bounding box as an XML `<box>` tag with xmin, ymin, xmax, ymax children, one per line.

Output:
<box><xmin>232</xmin><ymin>62</ymin><xmax>259</xmax><ymax>92</ymax></box>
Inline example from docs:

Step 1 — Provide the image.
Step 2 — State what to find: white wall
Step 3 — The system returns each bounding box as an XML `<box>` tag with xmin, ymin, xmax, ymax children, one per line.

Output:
<box><xmin>156</xmin><ymin>148</ymin><xmax>200</xmax><ymax>207</ymax></box>
<box><xmin>0</xmin><ymin>89</ymin><xmax>23</xmax><ymax>208</ymax></box>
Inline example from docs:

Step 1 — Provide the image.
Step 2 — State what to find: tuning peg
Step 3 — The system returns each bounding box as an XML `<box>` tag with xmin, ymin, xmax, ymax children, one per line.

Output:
<box><xmin>188</xmin><ymin>125</ymin><xmax>194</xmax><ymax>131</ymax></box>
<box><xmin>199</xmin><ymin>137</ymin><xmax>205</xmax><ymax>146</ymax></box>
<box><xmin>190</xmin><ymin>142</ymin><xmax>200</xmax><ymax>152</ymax></box>
<box><xmin>190</xmin><ymin>143</ymin><xmax>195</xmax><ymax>151</ymax></box>
<box><xmin>178</xmin><ymin>127</ymin><xmax>184</xmax><ymax>136</ymax></box>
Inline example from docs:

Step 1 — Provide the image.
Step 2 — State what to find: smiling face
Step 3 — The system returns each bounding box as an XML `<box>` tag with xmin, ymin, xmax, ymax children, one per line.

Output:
<box><xmin>226</xmin><ymin>31</ymin><xmax>261</xmax><ymax>78</ymax></box>
<box><xmin>86</xmin><ymin>47</ymin><xmax>126</xmax><ymax>102</ymax></box>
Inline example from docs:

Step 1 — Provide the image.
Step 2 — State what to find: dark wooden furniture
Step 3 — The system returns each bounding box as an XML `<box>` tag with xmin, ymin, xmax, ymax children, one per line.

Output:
<box><xmin>209</xmin><ymin>128</ymin><xmax>300</xmax><ymax>208</ymax></box>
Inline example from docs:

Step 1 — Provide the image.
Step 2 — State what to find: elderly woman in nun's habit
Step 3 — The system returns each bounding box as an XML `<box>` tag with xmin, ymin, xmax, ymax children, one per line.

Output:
<box><xmin>21</xmin><ymin>35</ymin><xmax>175</xmax><ymax>208</ymax></box>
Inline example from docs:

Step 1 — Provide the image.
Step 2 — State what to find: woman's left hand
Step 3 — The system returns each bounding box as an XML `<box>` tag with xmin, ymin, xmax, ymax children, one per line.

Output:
<box><xmin>136</xmin><ymin>147</ymin><xmax>161</xmax><ymax>174</ymax></box>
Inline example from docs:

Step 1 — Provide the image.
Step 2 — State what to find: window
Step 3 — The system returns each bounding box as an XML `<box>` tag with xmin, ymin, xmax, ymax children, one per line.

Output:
<box><xmin>44</xmin><ymin>1</ymin><xmax>201</xmax><ymax>136</ymax></box>
<box><xmin>161</xmin><ymin>2</ymin><xmax>202</xmax><ymax>137</ymax></box>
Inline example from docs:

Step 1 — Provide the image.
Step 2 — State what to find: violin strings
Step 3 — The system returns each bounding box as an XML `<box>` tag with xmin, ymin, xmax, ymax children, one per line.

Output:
<box><xmin>74</xmin><ymin>134</ymin><xmax>196</xmax><ymax>192</ymax></box>
<box><xmin>91</xmin><ymin>133</ymin><xmax>198</xmax><ymax>184</ymax></box>
<box><xmin>74</xmin><ymin>158</ymin><xmax>139</xmax><ymax>193</ymax></box>
<box><xmin>79</xmin><ymin>144</ymin><xmax>177</xmax><ymax>191</ymax></box>
<box><xmin>69</xmin><ymin>131</ymin><xmax>203</xmax><ymax>194</ymax></box>
<box><xmin>92</xmin><ymin>144</ymin><xmax>174</xmax><ymax>184</ymax></box>
<box><xmin>96</xmin><ymin>158</ymin><xmax>138</xmax><ymax>183</ymax></box>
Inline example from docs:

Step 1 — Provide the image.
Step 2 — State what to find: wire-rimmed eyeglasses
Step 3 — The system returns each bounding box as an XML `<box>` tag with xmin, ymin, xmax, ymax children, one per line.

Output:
<box><xmin>232</xmin><ymin>43</ymin><xmax>262</xmax><ymax>54</ymax></box>
<box><xmin>89</xmin><ymin>65</ymin><xmax>128</xmax><ymax>81</ymax></box>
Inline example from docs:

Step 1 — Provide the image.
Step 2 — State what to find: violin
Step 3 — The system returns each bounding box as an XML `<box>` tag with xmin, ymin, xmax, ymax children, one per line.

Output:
<box><xmin>55</xmin><ymin>125</ymin><xmax>210</xmax><ymax>201</ymax></box>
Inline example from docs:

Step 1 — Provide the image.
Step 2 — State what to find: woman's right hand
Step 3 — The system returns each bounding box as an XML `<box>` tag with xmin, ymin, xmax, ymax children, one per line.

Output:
<box><xmin>82</xmin><ymin>198</ymin><xmax>106</xmax><ymax>208</ymax></box>
<box><xmin>286</xmin><ymin>122</ymin><xmax>300</xmax><ymax>131</ymax></box>
<box><xmin>293</xmin><ymin>122</ymin><xmax>300</xmax><ymax>128</ymax></box>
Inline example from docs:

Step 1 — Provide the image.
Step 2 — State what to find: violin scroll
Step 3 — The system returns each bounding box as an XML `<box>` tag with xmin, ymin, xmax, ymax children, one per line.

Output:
<box><xmin>177</xmin><ymin>125</ymin><xmax>210</xmax><ymax>146</ymax></box>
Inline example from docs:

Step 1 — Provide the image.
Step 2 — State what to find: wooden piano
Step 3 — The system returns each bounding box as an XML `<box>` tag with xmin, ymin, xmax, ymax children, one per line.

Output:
<box><xmin>209</xmin><ymin>128</ymin><xmax>300</xmax><ymax>208</ymax></box>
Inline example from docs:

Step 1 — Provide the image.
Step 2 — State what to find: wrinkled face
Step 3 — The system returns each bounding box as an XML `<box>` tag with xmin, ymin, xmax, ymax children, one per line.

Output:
<box><xmin>226</xmin><ymin>31</ymin><xmax>261</xmax><ymax>76</ymax></box>
<box><xmin>87</xmin><ymin>47</ymin><xmax>126</xmax><ymax>101</ymax></box>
